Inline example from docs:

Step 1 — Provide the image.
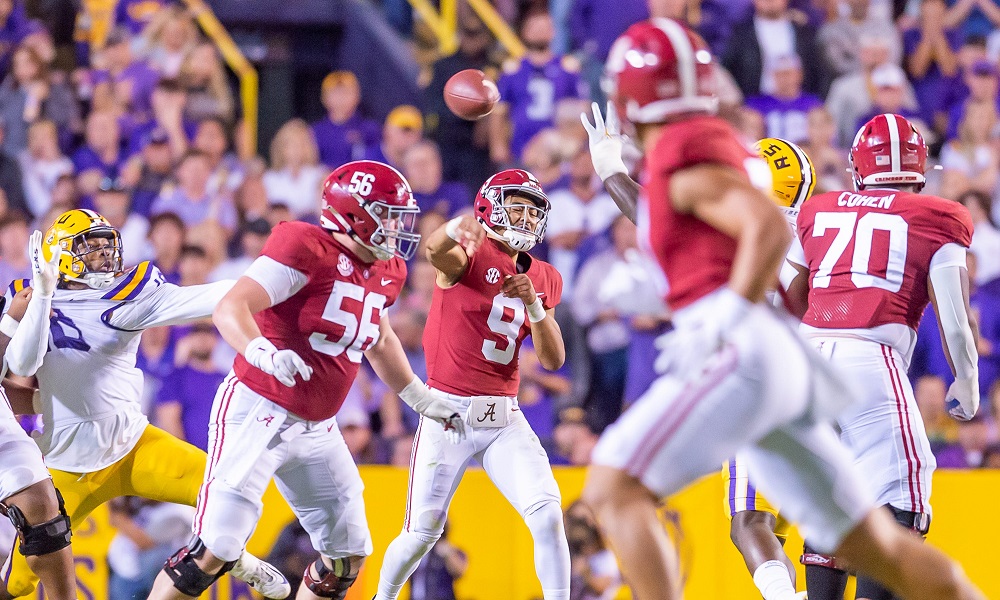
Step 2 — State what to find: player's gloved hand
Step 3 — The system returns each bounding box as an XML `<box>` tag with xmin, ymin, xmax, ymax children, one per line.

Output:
<box><xmin>29</xmin><ymin>230</ymin><xmax>60</xmax><ymax>297</ymax></box>
<box><xmin>581</xmin><ymin>102</ymin><xmax>628</xmax><ymax>182</ymax></box>
<box><xmin>945</xmin><ymin>377</ymin><xmax>979</xmax><ymax>421</ymax></box>
<box><xmin>653</xmin><ymin>288</ymin><xmax>751</xmax><ymax>376</ymax></box>
<box><xmin>245</xmin><ymin>336</ymin><xmax>313</xmax><ymax>388</ymax></box>
<box><xmin>398</xmin><ymin>376</ymin><xmax>467</xmax><ymax>444</ymax></box>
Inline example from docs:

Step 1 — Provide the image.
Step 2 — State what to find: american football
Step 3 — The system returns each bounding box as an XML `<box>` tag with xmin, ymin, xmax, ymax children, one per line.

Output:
<box><xmin>444</xmin><ymin>69</ymin><xmax>500</xmax><ymax>120</ymax></box>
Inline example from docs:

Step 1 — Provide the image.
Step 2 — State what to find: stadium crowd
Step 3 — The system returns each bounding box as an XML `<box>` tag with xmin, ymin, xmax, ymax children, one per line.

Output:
<box><xmin>0</xmin><ymin>0</ymin><xmax>996</xmax><ymax>597</ymax></box>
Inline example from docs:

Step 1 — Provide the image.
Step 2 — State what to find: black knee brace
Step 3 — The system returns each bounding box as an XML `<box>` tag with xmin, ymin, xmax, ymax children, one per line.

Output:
<box><xmin>2</xmin><ymin>488</ymin><xmax>72</xmax><ymax>556</ymax></box>
<box><xmin>888</xmin><ymin>504</ymin><xmax>931</xmax><ymax>536</ymax></box>
<box><xmin>163</xmin><ymin>537</ymin><xmax>236</xmax><ymax>597</ymax></box>
<box><xmin>303</xmin><ymin>558</ymin><xmax>357</xmax><ymax>599</ymax></box>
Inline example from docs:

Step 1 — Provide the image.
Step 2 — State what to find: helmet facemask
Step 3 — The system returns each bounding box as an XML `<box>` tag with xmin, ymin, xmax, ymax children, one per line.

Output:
<box><xmin>483</xmin><ymin>189</ymin><xmax>548</xmax><ymax>252</ymax></box>
<box><xmin>362</xmin><ymin>200</ymin><xmax>421</xmax><ymax>261</ymax></box>
<box><xmin>61</xmin><ymin>228</ymin><xmax>123</xmax><ymax>289</ymax></box>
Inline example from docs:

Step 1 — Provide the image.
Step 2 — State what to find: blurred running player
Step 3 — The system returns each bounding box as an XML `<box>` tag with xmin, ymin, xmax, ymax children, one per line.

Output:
<box><xmin>579</xmin><ymin>18</ymin><xmax>984</xmax><ymax>600</ymax></box>
<box><xmin>783</xmin><ymin>113</ymin><xmax>980</xmax><ymax>600</ymax></box>
<box><xmin>0</xmin><ymin>209</ymin><xmax>289</xmax><ymax>599</ymax></box>
<box><xmin>147</xmin><ymin>161</ymin><xmax>466</xmax><ymax>600</ymax></box>
<box><xmin>0</xmin><ymin>235</ymin><xmax>75</xmax><ymax>600</ymax></box>
<box><xmin>376</xmin><ymin>169</ymin><xmax>570</xmax><ymax>600</ymax></box>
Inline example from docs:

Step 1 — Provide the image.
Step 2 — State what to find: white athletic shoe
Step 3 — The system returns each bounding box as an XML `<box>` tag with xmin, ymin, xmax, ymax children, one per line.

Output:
<box><xmin>795</xmin><ymin>592</ymin><xmax>808</xmax><ymax>600</ymax></box>
<box><xmin>231</xmin><ymin>551</ymin><xmax>292</xmax><ymax>599</ymax></box>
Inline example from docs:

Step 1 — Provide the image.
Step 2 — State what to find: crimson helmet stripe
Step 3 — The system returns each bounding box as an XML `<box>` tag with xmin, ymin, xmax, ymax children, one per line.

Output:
<box><xmin>883</xmin><ymin>113</ymin><xmax>901</xmax><ymax>173</ymax></box>
<box><xmin>652</xmin><ymin>18</ymin><xmax>696</xmax><ymax>101</ymax></box>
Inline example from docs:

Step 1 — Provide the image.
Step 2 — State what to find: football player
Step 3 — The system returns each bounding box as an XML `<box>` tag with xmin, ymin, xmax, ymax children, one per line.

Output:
<box><xmin>579</xmin><ymin>19</ymin><xmax>983</xmax><ymax>600</ymax></box>
<box><xmin>375</xmin><ymin>169</ymin><xmax>570</xmax><ymax>600</ymax></box>
<box><xmin>0</xmin><ymin>209</ymin><xmax>290</xmax><ymax>600</ymax></box>
<box><xmin>0</xmin><ymin>234</ymin><xmax>76</xmax><ymax>600</ymax></box>
<box><xmin>146</xmin><ymin>161</ymin><xmax>466</xmax><ymax>600</ymax></box>
<box><xmin>783</xmin><ymin>113</ymin><xmax>981</xmax><ymax>600</ymax></box>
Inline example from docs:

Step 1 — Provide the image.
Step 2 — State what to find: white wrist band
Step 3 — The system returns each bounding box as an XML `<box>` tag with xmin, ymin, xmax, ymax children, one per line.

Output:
<box><xmin>445</xmin><ymin>218</ymin><xmax>463</xmax><ymax>242</ymax></box>
<box><xmin>0</xmin><ymin>314</ymin><xmax>18</xmax><ymax>338</ymax></box>
<box><xmin>526</xmin><ymin>298</ymin><xmax>546</xmax><ymax>323</ymax></box>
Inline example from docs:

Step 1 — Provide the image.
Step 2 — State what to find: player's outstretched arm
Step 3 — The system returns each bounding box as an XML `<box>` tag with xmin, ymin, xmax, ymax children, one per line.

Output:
<box><xmin>6</xmin><ymin>232</ymin><xmax>59</xmax><ymax>377</ymax></box>
<box><xmin>366</xmin><ymin>316</ymin><xmax>466</xmax><ymax>443</ymax></box>
<box><xmin>426</xmin><ymin>215</ymin><xmax>485</xmax><ymax>287</ymax></box>
<box><xmin>581</xmin><ymin>102</ymin><xmax>639</xmax><ymax>223</ymax></box>
<box><xmin>928</xmin><ymin>243</ymin><xmax>980</xmax><ymax>420</ymax></box>
<box><xmin>671</xmin><ymin>163</ymin><xmax>792</xmax><ymax>304</ymax></box>
<box><xmin>501</xmin><ymin>274</ymin><xmax>565</xmax><ymax>370</ymax></box>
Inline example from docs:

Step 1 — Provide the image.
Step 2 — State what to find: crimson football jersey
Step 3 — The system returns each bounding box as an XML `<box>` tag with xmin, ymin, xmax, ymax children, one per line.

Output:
<box><xmin>643</xmin><ymin>115</ymin><xmax>764</xmax><ymax>310</ymax></box>
<box><xmin>234</xmin><ymin>221</ymin><xmax>406</xmax><ymax>421</ymax></box>
<box><xmin>424</xmin><ymin>238</ymin><xmax>562</xmax><ymax>397</ymax></box>
<box><xmin>797</xmin><ymin>190</ymin><xmax>973</xmax><ymax>331</ymax></box>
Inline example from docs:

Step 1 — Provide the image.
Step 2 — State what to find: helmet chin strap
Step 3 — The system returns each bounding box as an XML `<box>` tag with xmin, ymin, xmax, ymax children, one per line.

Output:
<box><xmin>482</xmin><ymin>222</ymin><xmax>537</xmax><ymax>252</ymax></box>
<box><xmin>68</xmin><ymin>272</ymin><xmax>116</xmax><ymax>290</ymax></box>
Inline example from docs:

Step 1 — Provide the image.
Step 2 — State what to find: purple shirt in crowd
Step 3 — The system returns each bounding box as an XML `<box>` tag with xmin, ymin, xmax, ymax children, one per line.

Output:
<box><xmin>94</xmin><ymin>61</ymin><xmax>160</xmax><ymax>122</ymax></box>
<box><xmin>497</xmin><ymin>56</ymin><xmax>585</xmax><ymax>159</ymax></box>
<box><xmin>151</xmin><ymin>188</ymin><xmax>237</xmax><ymax>230</ymax></box>
<box><xmin>312</xmin><ymin>114</ymin><xmax>382</xmax><ymax>168</ymax></box>
<box><xmin>72</xmin><ymin>145</ymin><xmax>132</xmax><ymax>181</ymax></box>
<box><xmin>156</xmin><ymin>366</ymin><xmax>225</xmax><ymax>451</ymax></box>
<box><xmin>115</xmin><ymin>0</ymin><xmax>173</xmax><ymax>35</ymax></box>
<box><xmin>903</xmin><ymin>27</ymin><xmax>964</xmax><ymax>125</ymax></box>
<box><xmin>745</xmin><ymin>93</ymin><xmax>823</xmax><ymax>144</ymax></box>
<box><xmin>0</xmin><ymin>3</ymin><xmax>33</xmax><ymax>75</ymax></box>
<box><xmin>569</xmin><ymin>0</ymin><xmax>648</xmax><ymax>60</ymax></box>
<box><xmin>413</xmin><ymin>181</ymin><xmax>471</xmax><ymax>217</ymax></box>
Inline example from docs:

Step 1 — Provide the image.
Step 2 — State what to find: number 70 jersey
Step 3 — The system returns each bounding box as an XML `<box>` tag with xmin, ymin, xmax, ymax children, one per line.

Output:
<box><xmin>423</xmin><ymin>238</ymin><xmax>562</xmax><ymax>397</ymax></box>
<box><xmin>794</xmin><ymin>189</ymin><xmax>973</xmax><ymax>331</ymax></box>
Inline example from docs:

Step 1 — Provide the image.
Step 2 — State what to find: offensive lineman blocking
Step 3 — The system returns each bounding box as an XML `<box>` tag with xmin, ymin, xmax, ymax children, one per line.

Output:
<box><xmin>376</xmin><ymin>170</ymin><xmax>571</xmax><ymax>600</ymax></box>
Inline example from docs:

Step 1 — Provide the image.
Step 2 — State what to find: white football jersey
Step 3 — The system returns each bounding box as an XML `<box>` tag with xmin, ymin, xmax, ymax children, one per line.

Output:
<box><xmin>2</xmin><ymin>262</ymin><xmax>234</xmax><ymax>472</ymax></box>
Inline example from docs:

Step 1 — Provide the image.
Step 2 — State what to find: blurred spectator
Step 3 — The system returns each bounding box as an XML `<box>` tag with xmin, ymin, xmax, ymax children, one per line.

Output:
<box><xmin>209</xmin><ymin>217</ymin><xmax>270</xmax><ymax>281</ymax></box>
<box><xmin>193</xmin><ymin>117</ymin><xmax>243</xmax><ymax>196</ymax></box>
<box><xmin>935</xmin><ymin>414</ymin><xmax>991</xmax><ymax>467</ymax></box>
<box><xmin>389</xmin><ymin>433</ymin><xmax>416</xmax><ymax>467</ymax></box>
<box><xmin>365</xmin><ymin>105</ymin><xmax>423</xmax><ymax>170</ymax></box>
<box><xmin>339</xmin><ymin>402</ymin><xmax>375</xmax><ymax>464</ymax></box>
<box><xmin>0</xmin><ymin>209</ymin><xmax>30</xmax><ymax>284</ymax></box>
<box><xmin>266</xmin><ymin>519</ymin><xmax>313</xmax><ymax>595</ymax></box>
<box><xmin>376</xmin><ymin>307</ymin><xmax>425</xmax><ymax>436</ymax></box>
<box><xmin>48</xmin><ymin>173</ymin><xmax>76</xmax><ymax>213</ymax></box>
<box><xmin>552</xmin><ymin>408</ymin><xmax>598</xmax><ymax>465</ymax></box>
<box><xmin>107</xmin><ymin>497</ymin><xmax>194</xmax><ymax>600</ymax></box>
<box><xmin>946</xmin><ymin>59</ymin><xmax>1000</xmax><ymax>141</ymax></box>
<box><xmin>115</xmin><ymin>0</ymin><xmax>173</xmax><ymax>36</ymax></box>
<box><xmin>939</xmin><ymin>34</ymin><xmax>989</xmax><ymax>134</ymax></box>
<box><xmin>818</xmin><ymin>0</ymin><xmax>903</xmax><ymax>76</ymax></box>
<box><xmin>0</xmin><ymin>123</ymin><xmax>26</xmax><ymax>216</ymax></box>
<box><xmin>234</xmin><ymin>167</ymin><xmax>270</xmax><ymax>226</ymax></box>
<box><xmin>982</xmin><ymin>443</ymin><xmax>1000</xmax><ymax>468</ymax></box>
<box><xmin>492</xmin><ymin>9</ymin><xmax>585</xmax><ymax>164</ymax></box>
<box><xmin>0</xmin><ymin>44</ymin><xmax>78</xmax><ymax>155</ymax></box>
<box><xmin>854</xmin><ymin>63</ymin><xmax>928</xmax><ymax>134</ymax></box>
<box><xmin>142</xmin><ymin>6</ymin><xmax>198</xmax><ymax>78</ymax></box>
<box><xmin>521</xmin><ymin>128</ymin><xmax>569</xmax><ymax>192</ymax></box>
<box><xmin>130</xmin><ymin>127</ymin><xmax>173</xmax><ymax>217</ymax></box>
<box><xmin>126</xmin><ymin>77</ymin><xmax>192</xmax><ymax>158</ymax></box>
<box><xmin>553</xmin><ymin>98</ymin><xmax>590</xmax><ymax>153</ymax></box>
<box><xmin>422</xmin><ymin>16</ymin><xmax>494</xmax><ymax>192</ymax></box>
<box><xmin>944</xmin><ymin>0</ymin><xmax>1000</xmax><ymax>38</ymax></box>
<box><xmin>939</xmin><ymin>103</ymin><xmax>999</xmax><ymax>199</ymax></box>
<box><xmin>72</xmin><ymin>110</ymin><xmax>133</xmax><ymax>199</ymax></box>
<box><xmin>177</xmin><ymin>244</ymin><xmax>211</xmax><ymax>286</ymax></box>
<box><xmin>92</xmin><ymin>177</ymin><xmax>148</xmax><ymax>264</ymax></box>
<box><xmin>92</xmin><ymin>27</ymin><xmax>159</xmax><ymax>125</ymax></box>
<box><xmin>152</xmin><ymin>149</ymin><xmax>237</xmax><ymax>231</ymax></box>
<box><xmin>800</xmin><ymin>106</ymin><xmax>851</xmax><ymax>193</ymax></box>
<box><xmin>903</xmin><ymin>0</ymin><xmax>962</xmax><ymax>130</ymax></box>
<box><xmin>744</xmin><ymin>54</ymin><xmax>822</xmax><ymax>143</ymax></box>
<box><xmin>734</xmin><ymin>105</ymin><xmax>767</xmax><ymax>143</ymax></box>
<box><xmin>956</xmin><ymin>190</ymin><xmax>1000</xmax><ymax>284</ymax></box>
<box><xmin>145</xmin><ymin>212</ymin><xmax>186</xmax><ymax>282</ymax></box>
<box><xmin>518</xmin><ymin>341</ymin><xmax>572</xmax><ymax>444</ymax></box>
<box><xmin>311</xmin><ymin>70</ymin><xmax>380</xmax><ymax>168</ymax></box>
<box><xmin>407</xmin><ymin>521</ymin><xmax>468</xmax><ymax>600</ymax></box>
<box><xmin>179</xmin><ymin>43</ymin><xmax>235</xmax><ymax>124</ymax></box>
<box><xmin>0</xmin><ymin>0</ymin><xmax>35</xmax><ymax>76</ymax></box>
<box><xmin>135</xmin><ymin>325</ymin><xmax>174</xmax><ymax>412</ymax></box>
<box><xmin>546</xmin><ymin>148</ymin><xmax>619</xmax><ymax>294</ymax></box>
<box><xmin>18</xmin><ymin>119</ymin><xmax>72</xmax><ymax>218</ymax></box>
<box><xmin>153</xmin><ymin>322</ymin><xmax>225</xmax><ymax>451</ymax></box>
<box><xmin>402</xmin><ymin>140</ymin><xmax>470</xmax><ymax>217</ymax></box>
<box><xmin>721</xmin><ymin>0</ymin><xmax>828</xmax><ymax>99</ymax></box>
<box><xmin>565</xmin><ymin>500</ymin><xmax>622</xmax><ymax>600</ymax></box>
<box><xmin>568</xmin><ymin>0</ymin><xmax>648</xmax><ymax>98</ymax></box>
<box><xmin>263</xmin><ymin>118</ymin><xmax>326</xmax><ymax>219</ymax></box>
<box><xmin>825</xmin><ymin>36</ymin><xmax>919</xmax><ymax>146</ymax></box>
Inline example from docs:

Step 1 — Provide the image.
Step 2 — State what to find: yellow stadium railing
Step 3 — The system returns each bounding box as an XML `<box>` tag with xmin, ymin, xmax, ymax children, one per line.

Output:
<box><xmin>407</xmin><ymin>0</ymin><xmax>525</xmax><ymax>59</ymax></box>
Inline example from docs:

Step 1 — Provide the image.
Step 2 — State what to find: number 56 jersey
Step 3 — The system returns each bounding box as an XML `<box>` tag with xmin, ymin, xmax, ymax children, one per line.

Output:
<box><xmin>234</xmin><ymin>221</ymin><xmax>406</xmax><ymax>421</ymax></box>
<box><xmin>793</xmin><ymin>189</ymin><xmax>973</xmax><ymax>348</ymax></box>
<box><xmin>423</xmin><ymin>238</ymin><xmax>562</xmax><ymax>398</ymax></box>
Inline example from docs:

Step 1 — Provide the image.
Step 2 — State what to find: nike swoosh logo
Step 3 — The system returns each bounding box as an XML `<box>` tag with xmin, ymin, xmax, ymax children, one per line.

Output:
<box><xmin>381</xmin><ymin>278</ymin><xmax>392</xmax><ymax>286</ymax></box>
<box><xmin>537</xmin><ymin>292</ymin><xmax>545</xmax><ymax>298</ymax></box>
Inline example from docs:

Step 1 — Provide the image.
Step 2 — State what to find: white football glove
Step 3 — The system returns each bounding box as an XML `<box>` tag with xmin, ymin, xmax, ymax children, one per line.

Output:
<box><xmin>29</xmin><ymin>230</ymin><xmax>60</xmax><ymax>297</ymax></box>
<box><xmin>580</xmin><ymin>102</ymin><xmax>628</xmax><ymax>182</ymax></box>
<box><xmin>398</xmin><ymin>377</ymin><xmax>467</xmax><ymax>444</ymax></box>
<box><xmin>245</xmin><ymin>336</ymin><xmax>313</xmax><ymax>388</ymax></box>
<box><xmin>945</xmin><ymin>377</ymin><xmax>979</xmax><ymax>421</ymax></box>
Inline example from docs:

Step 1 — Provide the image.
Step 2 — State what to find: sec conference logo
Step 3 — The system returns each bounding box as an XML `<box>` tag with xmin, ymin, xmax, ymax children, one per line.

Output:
<box><xmin>337</xmin><ymin>254</ymin><xmax>353</xmax><ymax>277</ymax></box>
<box><xmin>485</xmin><ymin>267</ymin><xmax>501</xmax><ymax>284</ymax></box>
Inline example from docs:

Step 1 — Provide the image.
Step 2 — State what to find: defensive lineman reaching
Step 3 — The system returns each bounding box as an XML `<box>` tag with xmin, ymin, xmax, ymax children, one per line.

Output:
<box><xmin>0</xmin><ymin>209</ymin><xmax>289</xmax><ymax>599</ymax></box>
<box><xmin>579</xmin><ymin>19</ymin><xmax>983</xmax><ymax>600</ymax></box>
<box><xmin>785</xmin><ymin>113</ymin><xmax>980</xmax><ymax>600</ymax></box>
<box><xmin>148</xmin><ymin>161</ymin><xmax>466</xmax><ymax>600</ymax></box>
<box><xmin>0</xmin><ymin>234</ymin><xmax>76</xmax><ymax>600</ymax></box>
<box><xmin>376</xmin><ymin>169</ymin><xmax>571</xmax><ymax>600</ymax></box>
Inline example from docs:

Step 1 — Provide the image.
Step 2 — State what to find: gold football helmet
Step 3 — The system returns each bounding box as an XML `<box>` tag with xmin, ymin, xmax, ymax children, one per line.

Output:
<box><xmin>753</xmin><ymin>137</ymin><xmax>816</xmax><ymax>222</ymax></box>
<box><xmin>43</xmin><ymin>209</ymin><xmax>123</xmax><ymax>289</ymax></box>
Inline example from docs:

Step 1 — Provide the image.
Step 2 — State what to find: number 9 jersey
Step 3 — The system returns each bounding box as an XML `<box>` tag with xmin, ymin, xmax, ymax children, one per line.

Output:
<box><xmin>234</xmin><ymin>221</ymin><xmax>406</xmax><ymax>421</ymax></box>
<box><xmin>423</xmin><ymin>237</ymin><xmax>562</xmax><ymax>397</ymax></box>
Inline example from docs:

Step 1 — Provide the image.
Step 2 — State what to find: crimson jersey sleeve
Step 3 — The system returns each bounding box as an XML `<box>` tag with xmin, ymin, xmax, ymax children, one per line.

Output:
<box><xmin>258</xmin><ymin>221</ymin><xmax>327</xmax><ymax>278</ymax></box>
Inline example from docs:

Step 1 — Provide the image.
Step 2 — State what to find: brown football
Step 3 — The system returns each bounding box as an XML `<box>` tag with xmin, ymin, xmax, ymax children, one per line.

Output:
<box><xmin>444</xmin><ymin>69</ymin><xmax>500</xmax><ymax>121</ymax></box>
